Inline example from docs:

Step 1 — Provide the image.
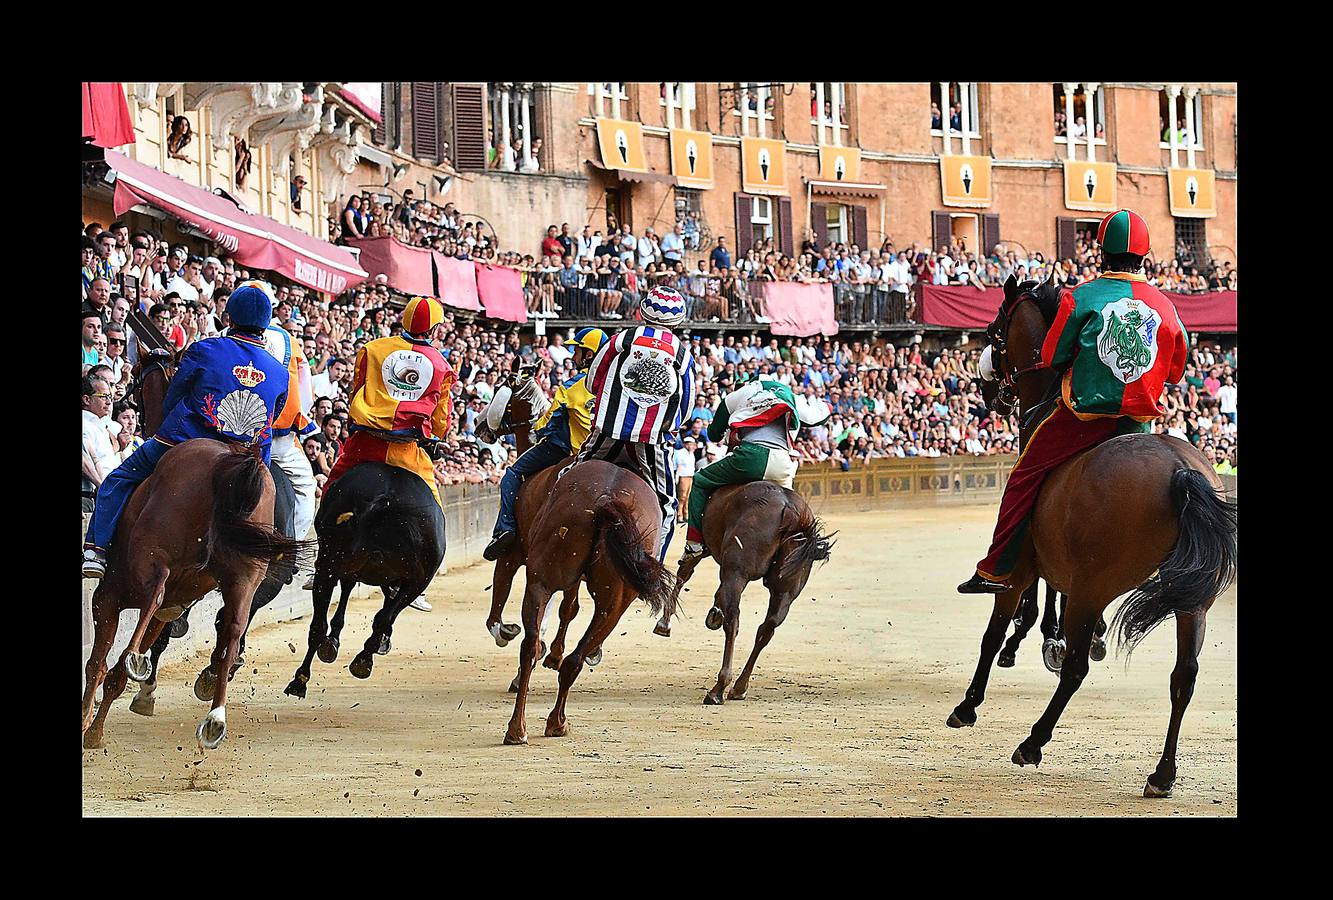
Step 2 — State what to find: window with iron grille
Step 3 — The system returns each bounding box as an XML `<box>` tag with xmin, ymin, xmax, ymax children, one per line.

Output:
<box><xmin>1173</xmin><ymin>217</ymin><xmax>1208</xmax><ymax>267</ymax></box>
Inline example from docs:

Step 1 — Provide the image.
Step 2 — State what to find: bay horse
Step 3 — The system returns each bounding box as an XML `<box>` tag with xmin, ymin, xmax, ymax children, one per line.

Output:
<box><xmin>997</xmin><ymin>582</ymin><xmax>1108</xmax><ymax>672</ymax></box>
<box><xmin>476</xmin><ymin>364</ymin><xmax>600</xmax><ymax>684</ymax></box>
<box><xmin>283</xmin><ymin>455</ymin><xmax>445</xmax><ymax>697</ymax></box>
<box><xmin>504</xmin><ymin>459</ymin><xmax>675</xmax><ymax>744</ymax></box>
<box><xmin>947</xmin><ymin>273</ymin><xmax>1237</xmax><ymax>797</ymax></box>
<box><xmin>670</xmin><ymin>481</ymin><xmax>834</xmax><ymax>704</ymax></box>
<box><xmin>81</xmin><ymin>439</ymin><xmax>307</xmax><ymax>751</ymax></box>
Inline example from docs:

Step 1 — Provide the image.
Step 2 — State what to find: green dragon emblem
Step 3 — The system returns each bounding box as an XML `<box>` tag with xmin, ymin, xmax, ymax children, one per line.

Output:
<box><xmin>1097</xmin><ymin>303</ymin><xmax>1154</xmax><ymax>378</ymax></box>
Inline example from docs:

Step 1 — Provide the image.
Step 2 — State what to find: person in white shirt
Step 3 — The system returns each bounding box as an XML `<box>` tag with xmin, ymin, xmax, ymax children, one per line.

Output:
<box><xmin>547</xmin><ymin>334</ymin><xmax>573</xmax><ymax>367</ymax></box>
<box><xmin>673</xmin><ymin>436</ymin><xmax>697</xmax><ymax>525</ymax></box>
<box><xmin>933</xmin><ymin>249</ymin><xmax>954</xmax><ymax>285</ymax></box>
<box><xmin>199</xmin><ymin>257</ymin><xmax>221</xmax><ymax>303</ymax></box>
<box><xmin>167</xmin><ymin>255</ymin><xmax>203</xmax><ymax>304</ymax></box>
<box><xmin>1216</xmin><ymin>376</ymin><xmax>1237</xmax><ymax>423</ymax></box>
<box><xmin>637</xmin><ymin>228</ymin><xmax>658</xmax><ymax>268</ymax></box>
<box><xmin>311</xmin><ymin>357</ymin><xmax>349</xmax><ymax>401</ymax></box>
<box><xmin>82</xmin><ymin>376</ymin><xmax>121</xmax><ymax>491</ymax></box>
<box><xmin>618</xmin><ymin>227</ymin><xmax>637</xmax><ymax>266</ymax></box>
<box><xmin>660</xmin><ymin>225</ymin><xmax>685</xmax><ymax>267</ymax></box>
<box><xmin>577</xmin><ymin>226</ymin><xmax>598</xmax><ymax>262</ymax></box>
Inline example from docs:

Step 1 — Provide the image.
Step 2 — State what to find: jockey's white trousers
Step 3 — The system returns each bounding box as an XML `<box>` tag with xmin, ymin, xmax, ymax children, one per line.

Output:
<box><xmin>270</xmin><ymin>432</ymin><xmax>317</xmax><ymax>540</ymax></box>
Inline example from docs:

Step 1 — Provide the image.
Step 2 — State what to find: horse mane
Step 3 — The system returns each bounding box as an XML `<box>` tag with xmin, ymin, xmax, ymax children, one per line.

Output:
<box><xmin>1017</xmin><ymin>278</ymin><xmax>1063</xmax><ymax>325</ymax></box>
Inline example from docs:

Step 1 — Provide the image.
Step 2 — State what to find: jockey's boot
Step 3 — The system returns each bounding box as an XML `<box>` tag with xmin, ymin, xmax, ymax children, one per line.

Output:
<box><xmin>82</xmin><ymin>548</ymin><xmax>107</xmax><ymax>579</ymax></box>
<box><xmin>484</xmin><ymin>531</ymin><xmax>517</xmax><ymax>562</ymax></box>
<box><xmin>679</xmin><ymin>541</ymin><xmax>707</xmax><ymax>566</ymax></box>
<box><xmin>409</xmin><ymin>595</ymin><xmax>433</xmax><ymax>612</ymax></box>
<box><xmin>957</xmin><ymin>573</ymin><xmax>1010</xmax><ymax>594</ymax></box>
<box><xmin>301</xmin><ymin>573</ymin><xmax>316</xmax><ymax>591</ymax></box>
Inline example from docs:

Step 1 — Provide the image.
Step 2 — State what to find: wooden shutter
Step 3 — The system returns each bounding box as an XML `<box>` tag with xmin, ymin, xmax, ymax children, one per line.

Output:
<box><xmin>811</xmin><ymin>202</ymin><xmax>828</xmax><ymax>249</ymax></box>
<box><xmin>374</xmin><ymin>82</ymin><xmax>389</xmax><ymax>145</ymax></box>
<box><xmin>981</xmin><ymin>213</ymin><xmax>1001</xmax><ymax>256</ymax></box>
<box><xmin>1056</xmin><ymin>217</ymin><xmax>1078</xmax><ymax>261</ymax></box>
<box><xmin>451</xmin><ymin>84</ymin><xmax>487</xmax><ymax>173</ymax></box>
<box><xmin>851</xmin><ymin>205</ymin><xmax>869</xmax><ymax>250</ymax></box>
<box><xmin>734</xmin><ymin>192</ymin><xmax>752</xmax><ymax>260</ymax></box>
<box><xmin>777</xmin><ymin>197</ymin><xmax>794</xmax><ymax>257</ymax></box>
<box><xmin>931</xmin><ymin>211</ymin><xmax>952</xmax><ymax>254</ymax></box>
<box><xmin>412</xmin><ymin>82</ymin><xmax>440</xmax><ymax>163</ymax></box>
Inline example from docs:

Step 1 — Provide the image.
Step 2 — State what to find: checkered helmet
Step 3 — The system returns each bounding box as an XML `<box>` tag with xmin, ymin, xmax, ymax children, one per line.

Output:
<box><xmin>639</xmin><ymin>286</ymin><xmax>686</xmax><ymax>328</ymax></box>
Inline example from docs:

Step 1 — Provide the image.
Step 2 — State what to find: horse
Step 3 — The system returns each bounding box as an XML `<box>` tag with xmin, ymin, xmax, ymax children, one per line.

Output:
<box><xmin>996</xmin><ymin>582</ymin><xmax>1108</xmax><ymax>672</ymax></box>
<box><xmin>670</xmin><ymin>481</ymin><xmax>834</xmax><ymax>705</ymax></box>
<box><xmin>81</xmin><ymin>440</ymin><xmax>307</xmax><ymax>751</ymax></box>
<box><xmin>946</xmin><ymin>273</ymin><xmax>1237</xmax><ymax>797</ymax></box>
<box><xmin>283</xmin><ymin>456</ymin><xmax>446</xmax><ymax>697</ymax></box>
<box><xmin>504</xmin><ymin>459</ymin><xmax>675</xmax><ymax>745</ymax></box>
<box><xmin>475</xmin><ymin>363</ymin><xmax>601</xmax><ymax>685</ymax></box>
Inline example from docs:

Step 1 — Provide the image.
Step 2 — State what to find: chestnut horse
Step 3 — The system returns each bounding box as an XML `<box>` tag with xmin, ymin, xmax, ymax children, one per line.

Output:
<box><xmin>504</xmin><ymin>460</ymin><xmax>675</xmax><ymax>744</ymax></box>
<box><xmin>670</xmin><ymin>482</ymin><xmax>834</xmax><ymax>704</ymax></box>
<box><xmin>947</xmin><ymin>274</ymin><xmax>1237</xmax><ymax>797</ymax></box>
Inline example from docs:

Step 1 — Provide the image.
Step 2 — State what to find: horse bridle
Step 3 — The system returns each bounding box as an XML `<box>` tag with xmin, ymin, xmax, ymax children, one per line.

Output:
<box><xmin>129</xmin><ymin>349</ymin><xmax>178</xmax><ymax>411</ymax></box>
<box><xmin>478</xmin><ymin>363</ymin><xmax>539</xmax><ymax>440</ymax></box>
<box><xmin>986</xmin><ymin>287</ymin><xmax>1050</xmax><ymax>418</ymax></box>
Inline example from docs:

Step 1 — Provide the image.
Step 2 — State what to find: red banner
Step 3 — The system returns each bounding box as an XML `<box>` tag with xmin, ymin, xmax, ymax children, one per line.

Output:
<box><xmin>918</xmin><ymin>285</ymin><xmax>1236</xmax><ymax>333</ymax></box>
<box><xmin>473</xmin><ymin>263</ymin><xmax>528</xmax><ymax>324</ymax></box>
<box><xmin>755</xmin><ymin>282</ymin><xmax>838</xmax><ymax>337</ymax></box>
<box><xmin>347</xmin><ymin>237</ymin><xmax>434</xmax><ymax>298</ymax></box>
<box><xmin>82</xmin><ymin>83</ymin><xmax>135</xmax><ymax>149</ymax></box>
<box><xmin>435</xmin><ymin>253</ymin><xmax>481</xmax><ymax>312</ymax></box>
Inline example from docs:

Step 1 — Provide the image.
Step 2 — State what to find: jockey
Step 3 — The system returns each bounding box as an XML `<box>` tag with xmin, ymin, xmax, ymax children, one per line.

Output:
<box><xmin>680</xmin><ymin>374</ymin><xmax>831</xmax><ymax>563</ymax></box>
<box><xmin>82</xmin><ymin>281</ymin><xmax>289</xmax><ymax>578</ymax></box>
<box><xmin>483</xmin><ymin>326</ymin><xmax>609</xmax><ymax>561</ymax></box>
<box><xmin>323</xmin><ymin>296</ymin><xmax>456</xmax><ymax>507</ymax></box>
<box><xmin>575</xmin><ymin>285</ymin><xmax>694</xmax><ymax>563</ymax></box>
<box><xmin>959</xmin><ymin>208</ymin><xmax>1189</xmax><ymax>593</ymax></box>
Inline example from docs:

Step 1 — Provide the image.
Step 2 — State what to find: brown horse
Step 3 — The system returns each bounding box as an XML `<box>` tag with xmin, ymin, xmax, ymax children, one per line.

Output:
<box><xmin>670</xmin><ymin>482</ymin><xmax>834</xmax><ymax>704</ymax></box>
<box><xmin>81</xmin><ymin>439</ymin><xmax>307</xmax><ymax>750</ymax></box>
<box><xmin>947</xmin><ymin>274</ymin><xmax>1237</xmax><ymax>797</ymax></box>
<box><xmin>503</xmin><ymin>459</ymin><xmax>675</xmax><ymax>744</ymax></box>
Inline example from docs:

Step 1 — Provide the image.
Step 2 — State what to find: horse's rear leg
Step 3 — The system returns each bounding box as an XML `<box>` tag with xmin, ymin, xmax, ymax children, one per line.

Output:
<box><xmin>350</xmin><ymin>576</ymin><xmax>428</xmax><ymax>679</ymax></box>
<box><xmin>546</xmin><ymin>583</ymin><xmax>629</xmax><ymax>738</ymax></box>
<box><xmin>319</xmin><ymin>578</ymin><xmax>356</xmax><ymax>663</ymax></box>
<box><xmin>1145</xmin><ymin>609</ymin><xmax>1207</xmax><ymax>797</ymax></box>
<box><xmin>544</xmin><ymin>586</ymin><xmax>579</xmax><ymax>670</ymax></box>
<box><xmin>1090</xmin><ymin>611</ymin><xmax>1109</xmax><ymax>663</ymax></box>
<box><xmin>88</xmin><ymin>618</ymin><xmax>165</xmax><ymax>748</ymax></box>
<box><xmin>999</xmin><ymin>582</ymin><xmax>1040</xmax><ymax>668</ymax></box>
<box><xmin>507</xmin><ymin>581</ymin><xmax>554</xmax><ymax>744</ymax></box>
<box><xmin>119</xmin><ymin>563</ymin><xmax>169</xmax><ymax>683</ymax></box>
<box><xmin>130</xmin><ymin>621</ymin><xmax>174</xmax><ymax>716</ymax></box>
<box><xmin>285</xmin><ymin>573</ymin><xmax>336</xmax><ymax>698</ymax></box>
<box><xmin>704</xmin><ymin>572</ymin><xmax>748</xmax><ymax>705</ymax></box>
<box><xmin>1041</xmin><ymin>586</ymin><xmax>1067</xmax><ymax>673</ymax></box>
<box><xmin>486</xmin><ymin>555</ymin><xmax>523</xmax><ymax>646</ymax></box>
<box><xmin>1013</xmin><ymin>595</ymin><xmax>1102</xmax><ymax>768</ymax></box>
<box><xmin>948</xmin><ymin>585</ymin><xmax>1025</xmax><ymax>728</ymax></box>
<box><xmin>729</xmin><ymin>584</ymin><xmax>799</xmax><ymax>701</ymax></box>
<box><xmin>198</xmin><ymin>574</ymin><xmax>258</xmax><ymax>751</ymax></box>
<box><xmin>82</xmin><ymin>586</ymin><xmax>121</xmax><ymax>748</ymax></box>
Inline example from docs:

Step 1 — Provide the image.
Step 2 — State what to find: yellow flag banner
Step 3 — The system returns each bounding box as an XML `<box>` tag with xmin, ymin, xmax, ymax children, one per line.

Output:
<box><xmin>595</xmin><ymin>118</ymin><xmax>647</xmax><ymax>173</ymax></box>
<box><xmin>741</xmin><ymin>137</ymin><xmax>788</xmax><ymax>195</ymax></box>
<box><xmin>670</xmin><ymin>129</ymin><xmax>713</xmax><ymax>189</ymax></box>
<box><xmin>818</xmin><ymin>146</ymin><xmax>862</xmax><ymax>183</ymax></box>
<box><xmin>939</xmin><ymin>154</ymin><xmax>992</xmax><ymax>208</ymax></box>
<box><xmin>1168</xmin><ymin>167</ymin><xmax>1216</xmax><ymax>218</ymax></box>
<box><xmin>1063</xmin><ymin>160</ymin><xmax>1117</xmax><ymax>212</ymax></box>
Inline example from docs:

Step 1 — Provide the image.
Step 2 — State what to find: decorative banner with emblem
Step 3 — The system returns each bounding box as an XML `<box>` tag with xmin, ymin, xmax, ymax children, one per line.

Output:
<box><xmin>1063</xmin><ymin>159</ymin><xmax>1117</xmax><ymax>212</ymax></box>
<box><xmin>818</xmin><ymin>146</ymin><xmax>862</xmax><ymax>183</ymax></box>
<box><xmin>1168</xmin><ymin>167</ymin><xmax>1216</xmax><ymax>218</ymax></box>
<box><xmin>595</xmin><ymin>118</ymin><xmax>647</xmax><ymax>173</ymax></box>
<box><xmin>939</xmin><ymin>154</ymin><xmax>992</xmax><ymax>208</ymax></box>
<box><xmin>669</xmin><ymin>128</ymin><xmax>713</xmax><ymax>189</ymax></box>
<box><xmin>741</xmin><ymin>137</ymin><xmax>788</xmax><ymax>195</ymax></box>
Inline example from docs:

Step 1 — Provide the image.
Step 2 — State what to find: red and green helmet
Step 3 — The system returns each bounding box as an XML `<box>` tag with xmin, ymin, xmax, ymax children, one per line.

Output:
<box><xmin>1097</xmin><ymin>208</ymin><xmax>1151</xmax><ymax>257</ymax></box>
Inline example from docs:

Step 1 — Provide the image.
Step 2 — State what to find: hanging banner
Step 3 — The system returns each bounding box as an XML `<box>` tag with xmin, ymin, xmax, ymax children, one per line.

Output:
<box><xmin>818</xmin><ymin>145</ymin><xmax>861</xmax><ymax>183</ymax></box>
<box><xmin>669</xmin><ymin>128</ymin><xmax>713</xmax><ymax>189</ymax></box>
<box><xmin>1063</xmin><ymin>159</ymin><xmax>1117</xmax><ymax>212</ymax></box>
<box><xmin>939</xmin><ymin>154</ymin><xmax>992</xmax><ymax>208</ymax></box>
<box><xmin>595</xmin><ymin>117</ymin><xmax>647</xmax><ymax>173</ymax></box>
<box><xmin>1168</xmin><ymin>167</ymin><xmax>1216</xmax><ymax>218</ymax></box>
<box><xmin>741</xmin><ymin>136</ymin><xmax>788</xmax><ymax>195</ymax></box>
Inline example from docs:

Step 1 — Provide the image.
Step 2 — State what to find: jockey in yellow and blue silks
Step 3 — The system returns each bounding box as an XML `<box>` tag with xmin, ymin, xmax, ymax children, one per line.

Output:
<box><xmin>82</xmin><ymin>281</ymin><xmax>289</xmax><ymax>578</ymax></box>
<box><xmin>483</xmin><ymin>327</ymin><xmax>608</xmax><ymax>561</ymax></box>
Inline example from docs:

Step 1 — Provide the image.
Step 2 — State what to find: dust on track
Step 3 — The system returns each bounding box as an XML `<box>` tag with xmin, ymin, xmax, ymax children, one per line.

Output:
<box><xmin>82</xmin><ymin>506</ymin><xmax>1236</xmax><ymax>816</ymax></box>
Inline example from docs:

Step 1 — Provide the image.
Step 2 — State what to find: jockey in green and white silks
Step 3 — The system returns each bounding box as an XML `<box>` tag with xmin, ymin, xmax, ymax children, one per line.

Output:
<box><xmin>681</xmin><ymin>377</ymin><xmax>830</xmax><ymax>559</ymax></box>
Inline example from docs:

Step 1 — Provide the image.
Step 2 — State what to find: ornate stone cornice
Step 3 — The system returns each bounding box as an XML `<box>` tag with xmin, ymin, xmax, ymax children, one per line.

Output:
<box><xmin>251</xmin><ymin>86</ymin><xmax>325</xmax><ymax>177</ymax></box>
<box><xmin>180</xmin><ymin>83</ymin><xmax>286</xmax><ymax>151</ymax></box>
<box><xmin>311</xmin><ymin>119</ymin><xmax>360</xmax><ymax>203</ymax></box>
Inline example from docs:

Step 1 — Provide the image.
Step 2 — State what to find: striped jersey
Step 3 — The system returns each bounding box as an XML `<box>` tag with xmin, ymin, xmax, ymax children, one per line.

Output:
<box><xmin>587</xmin><ymin>325</ymin><xmax>694</xmax><ymax>443</ymax></box>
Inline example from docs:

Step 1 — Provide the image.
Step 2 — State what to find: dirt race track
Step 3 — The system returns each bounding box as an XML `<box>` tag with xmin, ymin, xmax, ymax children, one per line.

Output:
<box><xmin>82</xmin><ymin>507</ymin><xmax>1237</xmax><ymax>816</ymax></box>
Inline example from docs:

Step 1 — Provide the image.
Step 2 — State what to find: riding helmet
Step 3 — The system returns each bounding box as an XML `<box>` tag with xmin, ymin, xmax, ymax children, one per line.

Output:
<box><xmin>402</xmin><ymin>295</ymin><xmax>445</xmax><ymax>336</ymax></box>
<box><xmin>639</xmin><ymin>286</ymin><xmax>687</xmax><ymax>328</ymax></box>
<box><xmin>1097</xmin><ymin>209</ymin><xmax>1150</xmax><ymax>257</ymax></box>
<box><xmin>573</xmin><ymin>327</ymin><xmax>609</xmax><ymax>354</ymax></box>
<box><xmin>228</xmin><ymin>280</ymin><xmax>275</xmax><ymax>332</ymax></box>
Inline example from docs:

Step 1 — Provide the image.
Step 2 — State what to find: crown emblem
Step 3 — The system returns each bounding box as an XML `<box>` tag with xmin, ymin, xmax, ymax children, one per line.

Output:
<box><xmin>232</xmin><ymin>361</ymin><xmax>266</xmax><ymax>388</ymax></box>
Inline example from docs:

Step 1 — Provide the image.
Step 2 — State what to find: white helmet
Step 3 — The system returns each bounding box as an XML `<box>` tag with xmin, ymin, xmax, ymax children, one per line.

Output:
<box><xmin>639</xmin><ymin>286</ymin><xmax>687</xmax><ymax>328</ymax></box>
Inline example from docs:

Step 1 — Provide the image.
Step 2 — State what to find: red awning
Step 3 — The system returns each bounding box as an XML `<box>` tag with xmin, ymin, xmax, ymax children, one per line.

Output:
<box><xmin>105</xmin><ymin>149</ymin><xmax>367</xmax><ymax>295</ymax></box>
<box><xmin>82</xmin><ymin>83</ymin><xmax>135</xmax><ymax>149</ymax></box>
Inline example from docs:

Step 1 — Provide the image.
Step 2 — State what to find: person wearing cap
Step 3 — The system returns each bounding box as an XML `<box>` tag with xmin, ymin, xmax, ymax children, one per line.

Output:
<box><xmin>82</xmin><ymin>280</ymin><xmax>289</xmax><ymax>578</ymax></box>
<box><xmin>483</xmin><ymin>327</ymin><xmax>609</xmax><ymax>561</ymax></box>
<box><xmin>322</xmin><ymin>296</ymin><xmax>456</xmax><ymax>508</ymax></box>
<box><xmin>960</xmin><ymin>208</ymin><xmax>1189</xmax><ymax>594</ymax></box>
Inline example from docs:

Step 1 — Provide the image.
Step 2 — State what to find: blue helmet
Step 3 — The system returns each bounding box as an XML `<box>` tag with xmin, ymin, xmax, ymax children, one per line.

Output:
<box><xmin>228</xmin><ymin>280</ymin><xmax>275</xmax><ymax>332</ymax></box>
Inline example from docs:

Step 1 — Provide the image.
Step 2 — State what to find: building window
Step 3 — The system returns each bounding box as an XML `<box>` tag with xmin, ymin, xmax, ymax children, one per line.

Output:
<box><xmin>824</xmin><ymin>204</ymin><xmax>848</xmax><ymax>246</ymax></box>
<box><xmin>587</xmin><ymin>82</ymin><xmax>630</xmax><ymax>119</ymax></box>
<box><xmin>810</xmin><ymin>82</ymin><xmax>848</xmax><ymax>146</ymax></box>
<box><xmin>751</xmin><ymin>195</ymin><xmax>773</xmax><ymax>246</ymax></box>
<box><xmin>732</xmin><ymin>81</ymin><xmax>775</xmax><ymax>137</ymax></box>
<box><xmin>661</xmin><ymin>83</ymin><xmax>696</xmax><ymax>130</ymax></box>
<box><xmin>1159</xmin><ymin>89</ymin><xmax>1205</xmax><ymax>150</ymax></box>
<box><xmin>1173</xmin><ymin>217</ymin><xmax>1208</xmax><ymax>266</ymax></box>
<box><xmin>675</xmin><ymin>188</ymin><xmax>704</xmax><ymax>249</ymax></box>
<box><xmin>1052</xmin><ymin>83</ymin><xmax>1106</xmax><ymax>147</ymax></box>
<box><xmin>488</xmin><ymin>84</ymin><xmax>540</xmax><ymax>173</ymax></box>
<box><xmin>930</xmin><ymin>82</ymin><xmax>980</xmax><ymax>138</ymax></box>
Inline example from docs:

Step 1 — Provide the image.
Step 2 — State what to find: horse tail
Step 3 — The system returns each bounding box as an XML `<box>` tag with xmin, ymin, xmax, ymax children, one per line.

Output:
<box><xmin>208</xmin><ymin>449</ymin><xmax>312</xmax><ymax>573</ymax></box>
<box><xmin>773</xmin><ymin>499</ymin><xmax>836</xmax><ymax>582</ymax></box>
<box><xmin>1112</xmin><ymin>468</ymin><xmax>1237</xmax><ymax>655</ymax></box>
<box><xmin>593</xmin><ymin>495</ymin><xmax>675</xmax><ymax>618</ymax></box>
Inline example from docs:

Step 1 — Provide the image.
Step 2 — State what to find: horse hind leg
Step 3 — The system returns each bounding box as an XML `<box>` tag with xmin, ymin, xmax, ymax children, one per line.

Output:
<box><xmin>1145</xmin><ymin>609</ymin><xmax>1207</xmax><ymax>798</ymax></box>
<box><xmin>1090</xmin><ymin>613</ymin><xmax>1109</xmax><ymax>663</ymax></box>
<box><xmin>82</xmin><ymin>586</ymin><xmax>122</xmax><ymax>748</ymax></box>
<box><xmin>1013</xmin><ymin>594</ymin><xmax>1103</xmax><ymax>768</ymax></box>
<box><xmin>284</xmin><ymin>572</ymin><xmax>336</xmax><ymax>699</ymax></box>
<box><xmin>544</xmin><ymin>587</ymin><xmax>579</xmax><ymax>670</ymax></box>
<box><xmin>659</xmin><ymin>552</ymin><xmax>703</xmax><ymax>637</ymax></box>
<box><xmin>120</xmin><ymin>562</ymin><xmax>170</xmax><ymax>683</ymax></box>
<box><xmin>948</xmin><ymin>585</ymin><xmax>1025</xmax><ymax>728</ymax></box>
<box><xmin>198</xmin><ymin>573</ymin><xmax>258</xmax><ymax>751</ymax></box>
<box><xmin>729</xmin><ymin>583</ymin><xmax>799</xmax><ymax>701</ymax></box>
<box><xmin>546</xmin><ymin>582</ymin><xmax>628</xmax><ymax>738</ymax></box>
<box><xmin>130</xmin><ymin>622</ymin><xmax>173</xmax><ymax>716</ymax></box>
<box><xmin>319</xmin><ymin>578</ymin><xmax>356</xmax><ymax>663</ymax></box>
<box><xmin>704</xmin><ymin>573</ymin><xmax>747</xmax><ymax>705</ymax></box>
<box><xmin>999</xmin><ymin>582</ymin><xmax>1041</xmax><ymax>668</ymax></box>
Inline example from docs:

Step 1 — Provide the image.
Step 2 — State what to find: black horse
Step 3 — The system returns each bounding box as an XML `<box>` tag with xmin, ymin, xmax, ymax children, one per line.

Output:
<box><xmin>129</xmin><ymin>462</ymin><xmax>298</xmax><ymax>715</ymax></box>
<box><xmin>284</xmin><ymin>460</ymin><xmax>446</xmax><ymax>697</ymax></box>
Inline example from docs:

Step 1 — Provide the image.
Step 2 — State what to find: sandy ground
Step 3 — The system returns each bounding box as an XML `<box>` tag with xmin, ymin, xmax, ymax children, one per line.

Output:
<box><xmin>82</xmin><ymin>507</ymin><xmax>1237</xmax><ymax>817</ymax></box>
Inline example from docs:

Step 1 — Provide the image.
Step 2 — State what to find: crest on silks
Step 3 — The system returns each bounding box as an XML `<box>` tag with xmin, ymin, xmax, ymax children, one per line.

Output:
<box><xmin>1096</xmin><ymin>297</ymin><xmax>1162</xmax><ymax>384</ymax></box>
<box><xmin>620</xmin><ymin>340</ymin><xmax>679</xmax><ymax>406</ymax></box>
<box><xmin>381</xmin><ymin>349</ymin><xmax>433</xmax><ymax>401</ymax></box>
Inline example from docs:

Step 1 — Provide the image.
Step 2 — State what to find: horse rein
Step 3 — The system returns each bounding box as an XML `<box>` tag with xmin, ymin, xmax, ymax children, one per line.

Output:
<box><xmin>986</xmin><ymin>289</ymin><xmax>1050</xmax><ymax>417</ymax></box>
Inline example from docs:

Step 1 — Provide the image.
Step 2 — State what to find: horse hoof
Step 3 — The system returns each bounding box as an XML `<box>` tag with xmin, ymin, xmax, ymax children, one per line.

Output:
<box><xmin>1090</xmin><ymin>636</ymin><xmax>1107</xmax><ymax>662</ymax></box>
<box><xmin>82</xmin><ymin>726</ymin><xmax>105</xmax><ymax>750</ymax></box>
<box><xmin>349</xmin><ymin>655</ymin><xmax>373</xmax><ymax>679</ymax></box>
<box><xmin>947</xmin><ymin>706</ymin><xmax>976</xmax><ymax>728</ymax></box>
<box><xmin>542</xmin><ymin>653</ymin><xmax>562</xmax><ymax>671</ymax></box>
<box><xmin>544</xmin><ymin>720</ymin><xmax>570</xmax><ymax>738</ymax></box>
<box><xmin>705</xmin><ymin>607</ymin><xmax>724</xmax><ymax>630</ymax></box>
<box><xmin>997</xmin><ymin>652</ymin><xmax>1016</xmax><ymax>668</ymax></box>
<box><xmin>503</xmin><ymin>730</ymin><xmax>528</xmax><ymax>746</ymax></box>
<box><xmin>169</xmin><ymin>617</ymin><xmax>190</xmax><ymax>639</ymax></box>
<box><xmin>1011</xmin><ymin>744</ymin><xmax>1042</xmax><ymax>768</ymax></box>
<box><xmin>507</xmin><ymin>676</ymin><xmax>520</xmax><ymax>693</ymax></box>
<box><xmin>703</xmin><ymin>691</ymin><xmax>724</xmax><ymax>705</ymax></box>
<box><xmin>283</xmin><ymin>679</ymin><xmax>308</xmax><ymax>699</ymax></box>
<box><xmin>586</xmin><ymin>648</ymin><xmax>603</xmax><ymax>667</ymax></box>
<box><xmin>375</xmin><ymin>635</ymin><xmax>391</xmax><ymax>656</ymax></box>
<box><xmin>1042</xmin><ymin>639</ymin><xmax>1065</xmax><ymax>674</ymax></box>
<box><xmin>194</xmin><ymin>668</ymin><xmax>217</xmax><ymax>702</ymax></box>
<box><xmin>1143</xmin><ymin>777</ymin><xmax>1174</xmax><ymax>798</ymax></box>
<box><xmin>317</xmin><ymin>638</ymin><xmax>340</xmax><ymax>664</ymax></box>
<box><xmin>123</xmin><ymin>652</ymin><xmax>152</xmax><ymax>683</ymax></box>
<box><xmin>496</xmin><ymin>623</ymin><xmax>521</xmax><ymax>647</ymax></box>
<box><xmin>129</xmin><ymin>692</ymin><xmax>155</xmax><ymax>717</ymax></box>
<box><xmin>726</xmin><ymin>688</ymin><xmax>747</xmax><ymax>701</ymax></box>
<box><xmin>653</xmin><ymin>621</ymin><xmax>671</xmax><ymax>637</ymax></box>
<box><xmin>197</xmin><ymin>710</ymin><xmax>226</xmax><ymax>751</ymax></box>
